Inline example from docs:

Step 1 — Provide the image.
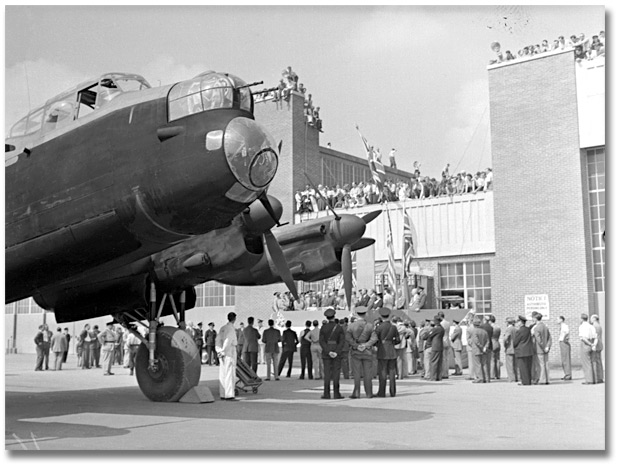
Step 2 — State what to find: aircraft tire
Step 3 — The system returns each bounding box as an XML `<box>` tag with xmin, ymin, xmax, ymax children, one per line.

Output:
<box><xmin>135</xmin><ymin>326</ymin><xmax>201</xmax><ymax>402</ymax></box>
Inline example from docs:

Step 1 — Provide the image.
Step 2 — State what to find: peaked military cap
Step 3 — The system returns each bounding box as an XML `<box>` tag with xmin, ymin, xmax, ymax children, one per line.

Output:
<box><xmin>324</xmin><ymin>307</ymin><xmax>336</xmax><ymax>318</ymax></box>
<box><xmin>354</xmin><ymin>306</ymin><xmax>368</xmax><ymax>314</ymax></box>
<box><xmin>378</xmin><ymin>307</ymin><xmax>391</xmax><ymax>318</ymax></box>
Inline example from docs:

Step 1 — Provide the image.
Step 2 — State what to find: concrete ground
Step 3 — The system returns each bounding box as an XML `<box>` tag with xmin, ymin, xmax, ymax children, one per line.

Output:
<box><xmin>4</xmin><ymin>353</ymin><xmax>605</xmax><ymax>451</ymax></box>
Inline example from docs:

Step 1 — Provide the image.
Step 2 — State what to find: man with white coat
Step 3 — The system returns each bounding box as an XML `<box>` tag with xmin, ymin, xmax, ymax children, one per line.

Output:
<box><xmin>216</xmin><ymin>312</ymin><xmax>238</xmax><ymax>401</ymax></box>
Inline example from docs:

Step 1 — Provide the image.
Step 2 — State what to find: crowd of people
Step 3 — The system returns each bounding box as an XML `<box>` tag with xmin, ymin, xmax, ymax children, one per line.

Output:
<box><xmin>33</xmin><ymin>321</ymin><xmax>143</xmax><ymax>376</ymax></box>
<box><xmin>267</xmin><ymin>286</ymin><xmax>429</xmax><ymax>314</ymax></box>
<box><xmin>204</xmin><ymin>305</ymin><xmax>605</xmax><ymax>401</ymax></box>
<box><xmin>295</xmin><ymin>165</ymin><xmax>493</xmax><ymax>214</ymax></box>
<box><xmin>253</xmin><ymin>65</ymin><xmax>323</xmax><ymax>131</ymax></box>
<box><xmin>489</xmin><ymin>30</ymin><xmax>605</xmax><ymax>65</ymax></box>
<box><xmin>34</xmin><ymin>305</ymin><xmax>604</xmax><ymax>402</ymax></box>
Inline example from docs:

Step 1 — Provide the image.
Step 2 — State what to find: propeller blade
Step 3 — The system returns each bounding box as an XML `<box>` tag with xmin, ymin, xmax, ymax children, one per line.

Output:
<box><xmin>264</xmin><ymin>229</ymin><xmax>299</xmax><ymax>300</ymax></box>
<box><xmin>350</xmin><ymin>237</ymin><xmax>375</xmax><ymax>251</ymax></box>
<box><xmin>259</xmin><ymin>192</ymin><xmax>284</xmax><ymax>226</ymax></box>
<box><xmin>342</xmin><ymin>244</ymin><xmax>352</xmax><ymax>311</ymax></box>
<box><xmin>360</xmin><ymin>210</ymin><xmax>382</xmax><ymax>224</ymax></box>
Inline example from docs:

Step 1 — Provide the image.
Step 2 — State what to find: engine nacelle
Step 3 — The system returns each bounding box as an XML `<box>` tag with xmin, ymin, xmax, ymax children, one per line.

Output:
<box><xmin>34</xmin><ymin>274</ymin><xmax>196</xmax><ymax>323</ymax></box>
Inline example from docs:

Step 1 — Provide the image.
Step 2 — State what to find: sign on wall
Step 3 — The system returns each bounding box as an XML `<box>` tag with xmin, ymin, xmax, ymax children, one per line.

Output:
<box><xmin>524</xmin><ymin>294</ymin><xmax>550</xmax><ymax>320</ymax></box>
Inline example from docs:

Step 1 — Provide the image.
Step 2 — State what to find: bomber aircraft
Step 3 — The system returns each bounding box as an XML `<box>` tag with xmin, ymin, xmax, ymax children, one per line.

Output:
<box><xmin>5</xmin><ymin>71</ymin><xmax>377</xmax><ymax>402</ymax></box>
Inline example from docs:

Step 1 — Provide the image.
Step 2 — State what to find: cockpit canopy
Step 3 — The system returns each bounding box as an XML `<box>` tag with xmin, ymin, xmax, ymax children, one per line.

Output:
<box><xmin>8</xmin><ymin>73</ymin><xmax>150</xmax><ymax>139</ymax></box>
<box><xmin>167</xmin><ymin>71</ymin><xmax>253</xmax><ymax>122</ymax></box>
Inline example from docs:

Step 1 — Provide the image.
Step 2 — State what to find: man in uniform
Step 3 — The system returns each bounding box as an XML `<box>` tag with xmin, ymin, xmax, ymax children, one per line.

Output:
<box><xmin>531</xmin><ymin>312</ymin><xmax>552</xmax><ymax>384</ymax></box>
<box><xmin>438</xmin><ymin>312</ymin><xmax>451</xmax><ymax>379</ymax></box>
<box><xmin>346</xmin><ymin>307</ymin><xmax>378</xmax><ymax>398</ymax></box>
<box><xmin>91</xmin><ymin>325</ymin><xmax>101</xmax><ymax>368</ymax></box>
<box><xmin>194</xmin><ymin>322</ymin><xmax>204</xmax><ymax>364</ymax></box>
<box><xmin>504</xmin><ymin>317</ymin><xmax>518</xmax><ymax>382</ymax></box>
<box><xmin>374</xmin><ymin>307</ymin><xmax>401</xmax><ymax>397</ymax></box>
<box><xmin>62</xmin><ymin>328</ymin><xmax>71</xmax><ymax>364</ymax></box>
<box><xmin>339</xmin><ymin>318</ymin><xmax>351</xmax><ymax>379</ymax></box>
<box><xmin>513</xmin><ymin>315</ymin><xmax>535</xmax><ymax>385</ymax></box>
<box><xmin>298</xmin><ymin>320</ymin><xmax>313</xmax><ymax>379</ymax></box>
<box><xmin>590</xmin><ymin>315</ymin><xmax>604</xmax><ymax>383</ymax></box>
<box><xmin>98</xmin><ymin>321</ymin><xmax>119</xmax><ymax>375</ymax></box>
<box><xmin>557</xmin><ymin>316</ymin><xmax>572</xmax><ymax>380</ymax></box>
<box><xmin>450</xmin><ymin>320</ymin><xmax>463</xmax><ymax>376</ymax></box>
<box><xmin>215</xmin><ymin>312</ymin><xmax>238</xmax><ymax>400</ymax></box>
<box><xmin>242</xmin><ymin>316</ymin><xmax>261</xmax><ymax>374</ymax></box>
<box><xmin>319</xmin><ymin>307</ymin><xmax>345</xmax><ymax>399</ymax></box>
<box><xmin>204</xmin><ymin>322</ymin><xmax>218</xmax><ymax>366</ymax></box>
<box><xmin>579</xmin><ymin>313</ymin><xmax>597</xmax><ymax>385</ymax></box>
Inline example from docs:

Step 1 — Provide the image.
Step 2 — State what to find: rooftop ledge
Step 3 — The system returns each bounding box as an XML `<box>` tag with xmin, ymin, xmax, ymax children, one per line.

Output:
<box><xmin>487</xmin><ymin>48</ymin><xmax>605</xmax><ymax>70</ymax></box>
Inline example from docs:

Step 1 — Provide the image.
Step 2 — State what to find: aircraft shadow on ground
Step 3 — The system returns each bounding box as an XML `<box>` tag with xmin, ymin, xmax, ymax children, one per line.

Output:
<box><xmin>6</xmin><ymin>378</ymin><xmax>434</xmax><ymax>442</ymax></box>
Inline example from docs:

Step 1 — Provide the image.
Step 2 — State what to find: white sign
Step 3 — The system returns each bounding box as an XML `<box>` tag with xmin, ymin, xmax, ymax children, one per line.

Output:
<box><xmin>524</xmin><ymin>294</ymin><xmax>550</xmax><ymax>320</ymax></box>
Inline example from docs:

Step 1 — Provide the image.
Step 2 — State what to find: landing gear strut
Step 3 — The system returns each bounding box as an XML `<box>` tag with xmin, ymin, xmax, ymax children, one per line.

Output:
<box><xmin>118</xmin><ymin>283</ymin><xmax>201</xmax><ymax>402</ymax></box>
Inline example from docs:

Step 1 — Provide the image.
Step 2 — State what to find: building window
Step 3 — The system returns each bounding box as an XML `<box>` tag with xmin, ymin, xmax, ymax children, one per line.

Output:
<box><xmin>439</xmin><ymin>261</ymin><xmax>491</xmax><ymax>313</ymax></box>
<box><xmin>343</xmin><ymin>164</ymin><xmax>354</xmax><ymax>187</ymax></box>
<box><xmin>586</xmin><ymin>147</ymin><xmax>605</xmax><ymax>292</ymax></box>
<box><xmin>5</xmin><ymin>303</ymin><xmax>15</xmax><ymax>315</ymax></box>
<box><xmin>195</xmin><ymin>282</ymin><xmax>235</xmax><ymax>307</ymax></box>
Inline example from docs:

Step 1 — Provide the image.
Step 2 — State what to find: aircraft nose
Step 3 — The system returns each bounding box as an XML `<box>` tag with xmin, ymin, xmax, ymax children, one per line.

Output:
<box><xmin>224</xmin><ymin>118</ymin><xmax>278</xmax><ymax>191</ymax></box>
<box><xmin>329</xmin><ymin>215</ymin><xmax>366</xmax><ymax>246</ymax></box>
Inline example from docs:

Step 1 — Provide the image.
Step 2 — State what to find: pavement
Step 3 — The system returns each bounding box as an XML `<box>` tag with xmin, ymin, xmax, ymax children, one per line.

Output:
<box><xmin>4</xmin><ymin>353</ymin><xmax>606</xmax><ymax>451</ymax></box>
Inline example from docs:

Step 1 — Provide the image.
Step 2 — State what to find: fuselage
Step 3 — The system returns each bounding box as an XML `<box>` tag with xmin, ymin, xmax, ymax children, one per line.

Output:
<box><xmin>5</xmin><ymin>71</ymin><xmax>278</xmax><ymax>302</ymax></box>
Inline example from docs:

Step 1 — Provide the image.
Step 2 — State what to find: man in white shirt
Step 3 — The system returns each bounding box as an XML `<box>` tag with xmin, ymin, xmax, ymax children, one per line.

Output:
<box><xmin>590</xmin><ymin>315</ymin><xmax>604</xmax><ymax>383</ymax></box>
<box><xmin>578</xmin><ymin>313</ymin><xmax>597</xmax><ymax>385</ymax></box>
<box><xmin>215</xmin><ymin>312</ymin><xmax>238</xmax><ymax>400</ymax></box>
<box><xmin>305</xmin><ymin>320</ymin><xmax>323</xmax><ymax>379</ymax></box>
<box><xmin>557</xmin><ymin>316</ymin><xmax>572</xmax><ymax>380</ymax></box>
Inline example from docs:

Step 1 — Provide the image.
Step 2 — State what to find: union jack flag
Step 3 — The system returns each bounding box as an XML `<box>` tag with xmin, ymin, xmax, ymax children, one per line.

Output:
<box><xmin>355</xmin><ymin>125</ymin><xmax>385</xmax><ymax>190</ymax></box>
<box><xmin>385</xmin><ymin>207</ymin><xmax>398</xmax><ymax>295</ymax></box>
<box><xmin>402</xmin><ymin>209</ymin><xmax>416</xmax><ymax>272</ymax></box>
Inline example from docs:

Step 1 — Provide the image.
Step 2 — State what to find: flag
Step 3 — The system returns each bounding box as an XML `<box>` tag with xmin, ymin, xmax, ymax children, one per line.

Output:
<box><xmin>355</xmin><ymin>124</ymin><xmax>385</xmax><ymax>190</ymax></box>
<box><xmin>385</xmin><ymin>206</ymin><xmax>398</xmax><ymax>296</ymax></box>
<box><xmin>402</xmin><ymin>209</ymin><xmax>416</xmax><ymax>272</ymax></box>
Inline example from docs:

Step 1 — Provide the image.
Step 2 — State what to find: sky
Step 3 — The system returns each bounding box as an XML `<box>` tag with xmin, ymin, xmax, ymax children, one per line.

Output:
<box><xmin>3</xmin><ymin>4</ymin><xmax>606</xmax><ymax>178</ymax></box>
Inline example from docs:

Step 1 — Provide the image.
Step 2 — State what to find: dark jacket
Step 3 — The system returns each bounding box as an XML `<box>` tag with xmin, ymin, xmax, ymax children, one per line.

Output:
<box><xmin>374</xmin><ymin>321</ymin><xmax>400</xmax><ymax>360</ymax></box>
<box><xmin>242</xmin><ymin>325</ymin><xmax>260</xmax><ymax>353</ymax></box>
<box><xmin>281</xmin><ymin>328</ymin><xmax>299</xmax><ymax>353</ymax></box>
<box><xmin>204</xmin><ymin>329</ymin><xmax>217</xmax><ymax>346</ymax></box>
<box><xmin>319</xmin><ymin>320</ymin><xmax>345</xmax><ymax>358</ymax></box>
<box><xmin>299</xmin><ymin>328</ymin><xmax>312</xmax><ymax>349</ymax></box>
<box><xmin>262</xmin><ymin>327</ymin><xmax>282</xmax><ymax>353</ymax></box>
<box><xmin>423</xmin><ymin>325</ymin><xmax>444</xmax><ymax>352</ymax></box>
<box><xmin>513</xmin><ymin>325</ymin><xmax>535</xmax><ymax>358</ymax></box>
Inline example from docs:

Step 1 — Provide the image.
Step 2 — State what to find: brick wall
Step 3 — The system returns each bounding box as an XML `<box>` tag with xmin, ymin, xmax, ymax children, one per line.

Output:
<box><xmin>489</xmin><ymin>52</ymin><xmax>592</xmax><ymax>367</ymax></box>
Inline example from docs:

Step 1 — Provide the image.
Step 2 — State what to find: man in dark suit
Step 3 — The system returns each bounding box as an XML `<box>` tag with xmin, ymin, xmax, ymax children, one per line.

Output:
<box><xmin>319</xmin><ymin>307</ymin><xmax>345</xmax><ymax>399</ymax></box>
<box><xmin>513</xmin><ymin>315</ymin><xmax>535</xmax><ymax>385</ymax></box>
<box><xmin>262</xmin><ymin>319</ymin><xmax>281</xmax><ymax>381</ymax></box>
<box><xmin>242</xmin><ymin>316</ymin><xmax>261</xmax><ymax>374</ymax></box>
<box><xmin>277</xmin><ymin>320</ymin><xmax>299</xmax><ymax>378</ymax></box>
<box><xmin>374</xmin><ymin>307</ymin><xmax>401</xmax><ymax>397</ymax></box>
<box><xmin>194</xmin><ymin>322</ymin><xmax>204</xmax><ymax>364</ymax></box>
<box><xmin>422</xmin><ymin>316</ymin><xmax>445</xmax><ymax>381</ymax></box>
<box><xmin>480</xmin><ymin>316</ymin><xmax>494</xmax><ymax>382</ymax></box>
<box><xmin>470</xmin><ymin>319</ymin><xmax>490</xmax><ymax>383</ymax></box>
<box><xmin>298</xmin><ymin>320</ymin><xmax>313</xmax><ymax>379</ymax></box>
<box><xmin>450</xmin><ymin>320</ymin><xmax>463</xmax><ymax>376</ymax></box>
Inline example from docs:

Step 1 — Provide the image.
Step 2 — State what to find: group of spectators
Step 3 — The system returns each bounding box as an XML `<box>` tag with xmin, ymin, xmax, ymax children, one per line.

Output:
<box><xmin>253</xmin><ymin>66</ymin><xmax>323</xmax><ymax>131</ymax></box>
<box><xmin>295</xmin><ymin>165</ymin><xmax>493</xmax><ymax>214</ymax></box>
<box><xmin>490</xmin><ymin>30</ymin><xmax>605</xmax><ymax>65</ymax></box>
<box><xmin>34</xmin><ymin>322</ymin><xmax>142</xmax><ymax>376</ymax></box>
<box><xmin>208</xmin><ymin>303</ymin><xmax>605</xmax><ymax>402</ymax></box>
<box><xmin>269</xmin><ymin>285</ymin><xmax>429</xmax><ymax>314</ymax></box>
